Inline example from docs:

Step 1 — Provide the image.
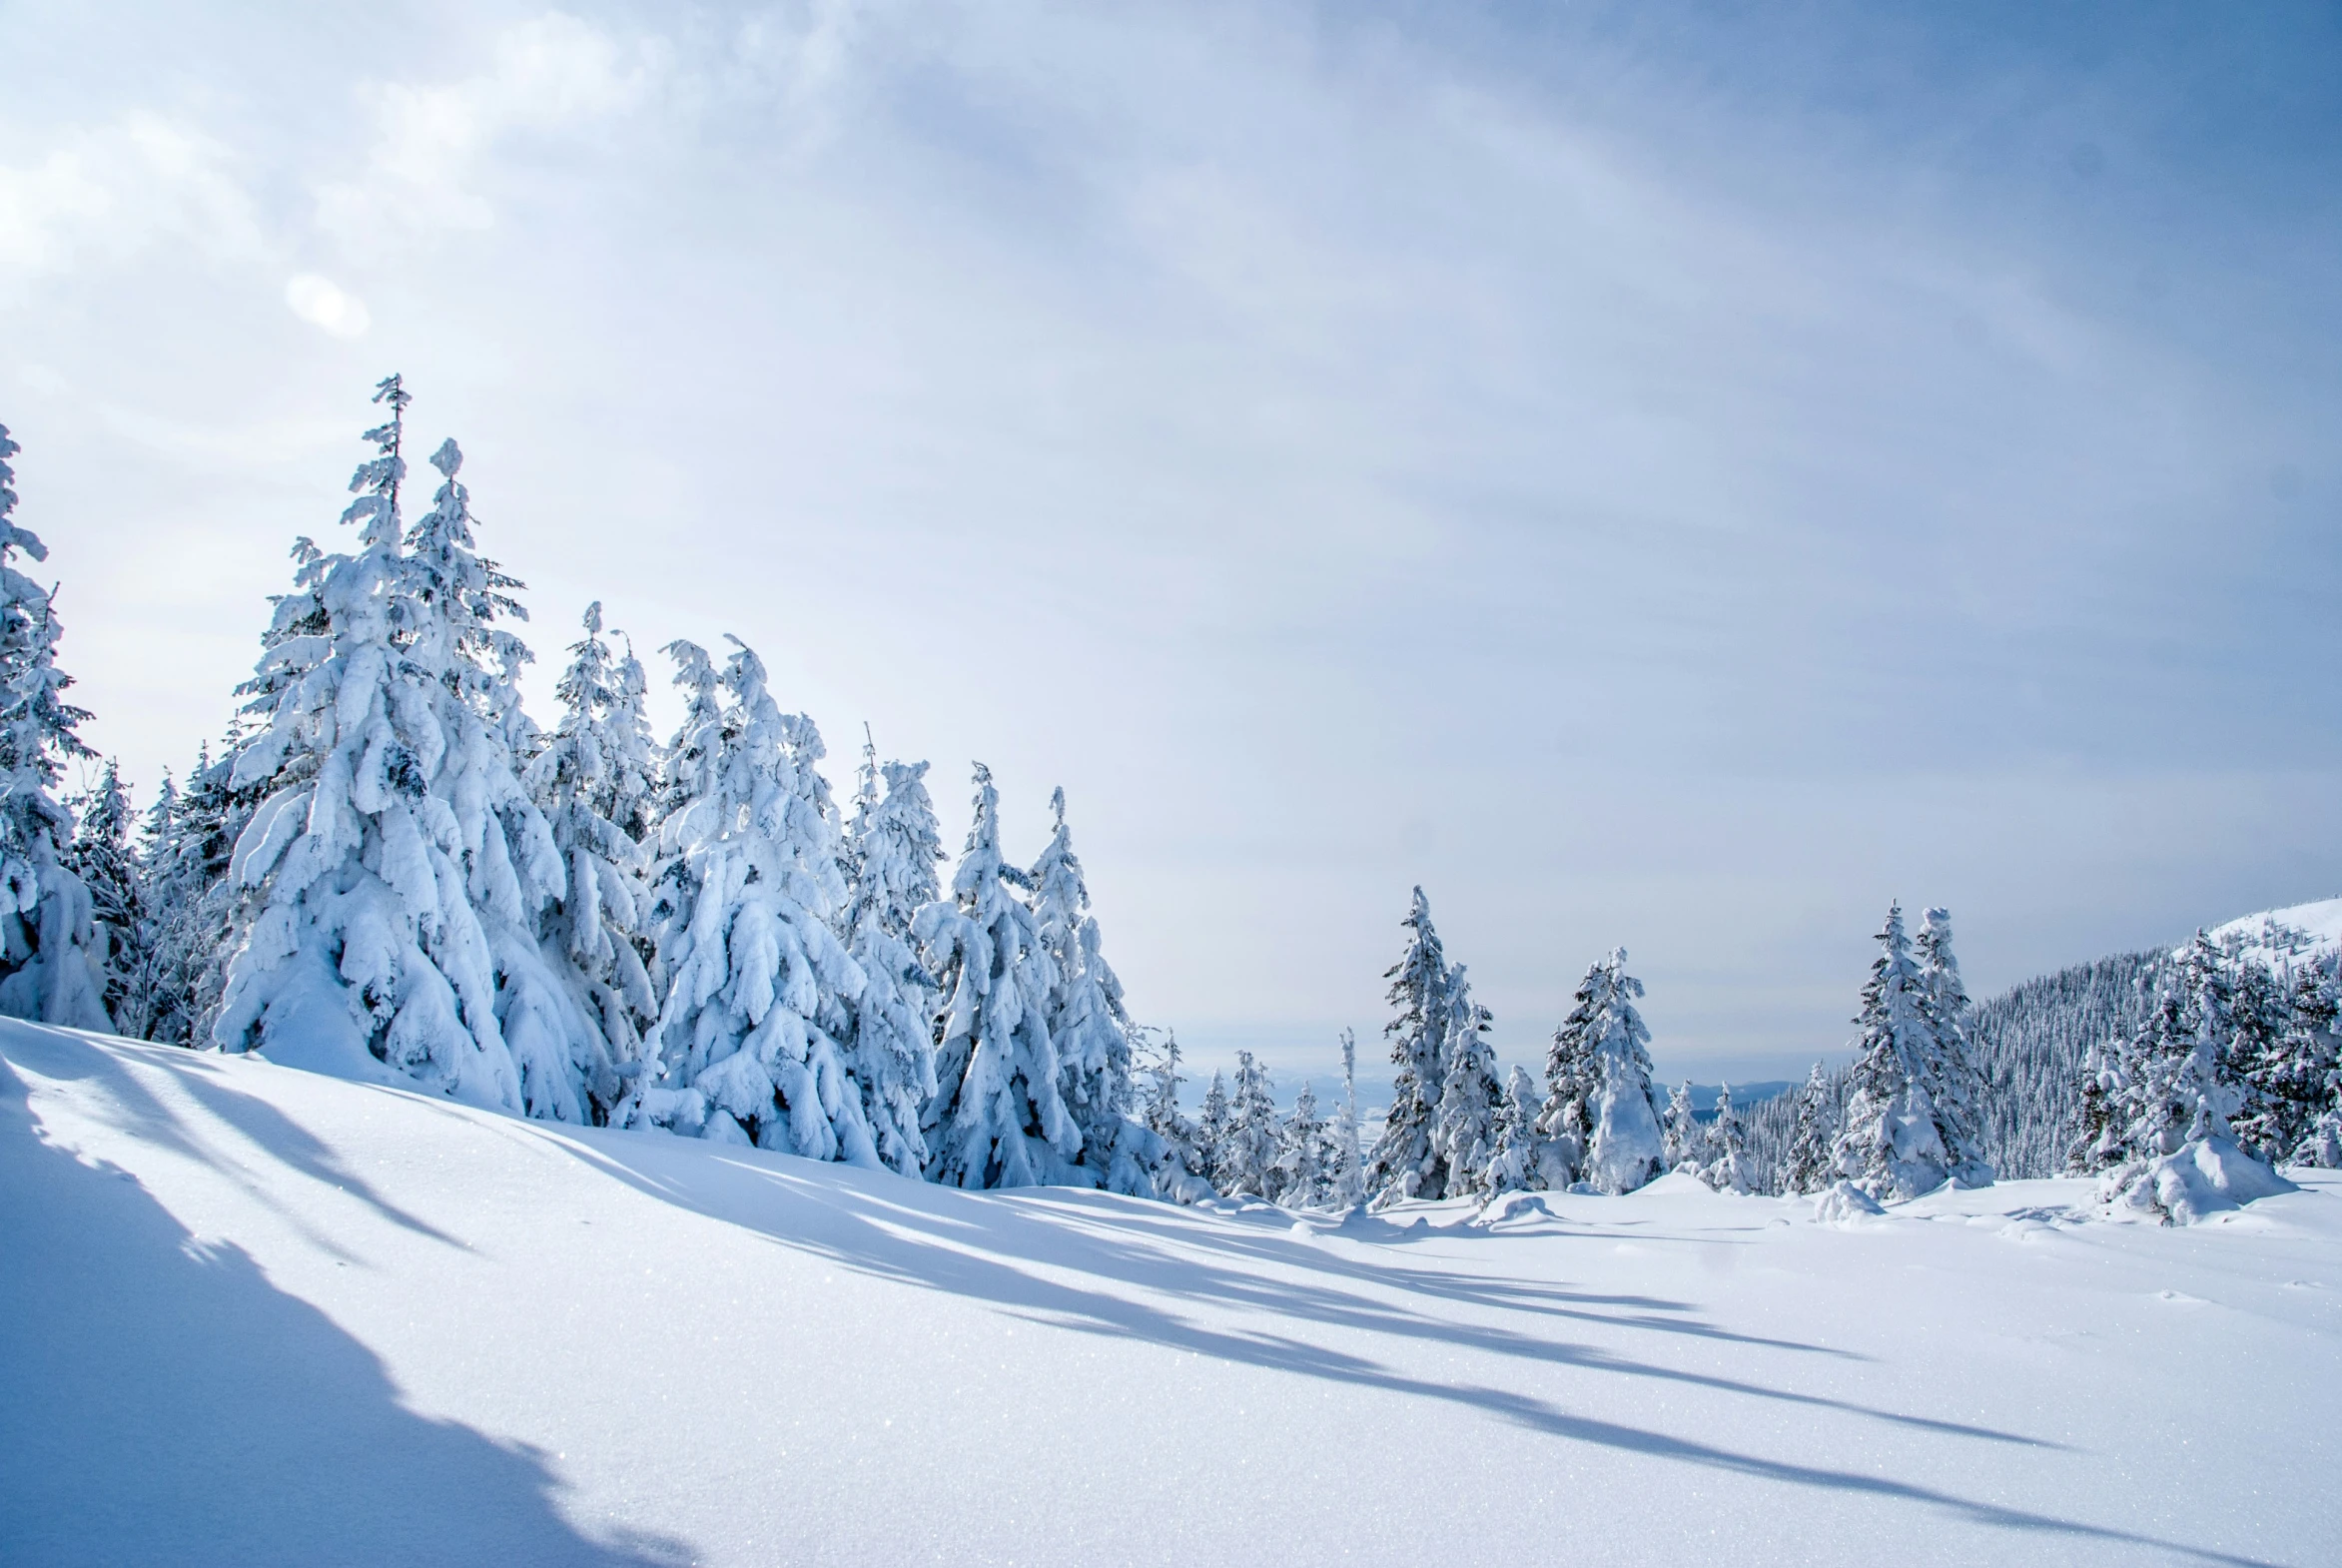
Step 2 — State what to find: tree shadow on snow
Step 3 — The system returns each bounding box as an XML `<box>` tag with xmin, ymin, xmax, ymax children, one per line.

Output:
<box><xmin>553</xmin><ymin>1130</ymin><xmax>2281</xmax><ymax>1568</ymax></box>
<box><xmin>0</xmin><ymin>1050</ymin><xmax>691</xmax><ymax>1568</ymax></box>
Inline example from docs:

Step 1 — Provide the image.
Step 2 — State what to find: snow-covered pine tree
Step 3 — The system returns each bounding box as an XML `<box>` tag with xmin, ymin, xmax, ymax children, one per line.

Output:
<box><xmin>632</xmin><ymin>637</ymin><xmax>873</xmax><ymax>1159</ymax></box>
<box><xmin>1029</xmin><ymin>786</ymin><xmax>1153</xmax><ymax>1192</ymax></box>
<box><xmin>836</xmin><ymin>737</ymin><xmax>944</xmax><ymax>1176</ymax></box>
<box><xmin>66</xmin><ymin>759</ymin><xmax>149</xmax><ymax>1032</ymax></box>
<box><xmin>1221</xmin><ymin>1049</ymin><xmax>1282</xmax><ymax>1199</ymax></box>
<box><xmin>526</xmin><ymin>602</ymin><xmax>659</xmax><ymax>1117</ymax></box>
<box><xmin>1195</xmin><ymin>1069</ymin><xmax>1232</xmax><ymax>1191</ymax></box>
<box><xmin>2282</xmin><ymin>965</ymin><xmax>2341</xmax><ymax>1168</ymax></box>
<box><xmin>1327</xmin><ymin>1027</ymin><xmax>1366</xmax><ymax>1209</ymax></box>
<box><xmin>215</xmin><ymin>387</ymin><xmax>603</xmax><ymax>1120</ymax></box>
<box><xmin>1702</xmin><ymin>1083</ymin><xmax>1750</xmax><ymax>1192</ymax></box>
<box><xmin>1782</xmin><ymin>1062</ymin><xmax>1838</xmax><ymax>1194</ymax></box>
<box><xmin>1831</xmin><ymin>904</ymin><xmax>1959</xmax><ymax>1200</ymax></box>
<box><xmin>0</xmin><ymin>422</ymin><xmax>109</xmax><ymax>1032</ymax></box>
<box><xmin>1661</xmin><ymin>1081</ymin><xmax>1700</xmax><ymax>1172</ymax></box>
<box><xmin>1366</xmin><ymin>887</ymin><xmax>1450</xmax><ymax>1205</ymax></box>
<box><xmin>1576</xmin><ymin>949</ymin><xmax>1666</xmax><ymax>1194</ymax></box>
<box><xmin>1136</xmin><ymin>1026</ymin><xmax>1200</xmax><ymax>1182</ymax></box>
<box><xmin>917</xmin><ymin>763</ymin><xmax>1077</xmax><ymax>1187</ymax></box>
<box><xmin>2227</xmin><ymin>950</ymin><xmax>2313</xmax><ymax>1165</ymax></box>
<box><xmin>1914</xmin><ymin>907</ymin><xmax>1992</xmax><ymax>1186</ymax></box>
<box><xmin>1278</xmin><ymin>1081</ymin><xmax>1326</xmax><ymax>1207</ymax></box>
<box><xmin>1482</xmin><ymin>1063</ymin><xmax>1546</xmax><ymax>1197</ymax></box>
<box><xmin>1534</xmin><ymin>982</ymin><xmax>1599</xmax><ymax>1190</ymax></box>
<box><xmin>1430</xmin><ymin>965</ymin><xmax>1501</xmax><ymax>1196</ymax></box>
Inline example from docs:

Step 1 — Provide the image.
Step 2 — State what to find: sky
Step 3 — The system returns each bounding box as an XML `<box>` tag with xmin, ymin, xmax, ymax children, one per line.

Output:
<box><xmin>2</xmin><ymin>0</ymin><xmax>2337</xmax><ymax>1090</ymax></box>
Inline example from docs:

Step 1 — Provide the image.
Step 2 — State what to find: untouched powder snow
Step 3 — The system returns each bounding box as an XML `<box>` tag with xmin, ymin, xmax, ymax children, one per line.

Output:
<box><xmin>3</xmin><ymin>1024</ymin><xmax>2336</xmax><ymax>1567</ymax></box>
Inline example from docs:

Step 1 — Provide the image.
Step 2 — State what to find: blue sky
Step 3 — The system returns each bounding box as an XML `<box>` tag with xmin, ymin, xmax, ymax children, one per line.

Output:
<box><xmin>2</xmin><ymin>1</ymin><xmax>2337</xmax><ymax>1088</ymax></box>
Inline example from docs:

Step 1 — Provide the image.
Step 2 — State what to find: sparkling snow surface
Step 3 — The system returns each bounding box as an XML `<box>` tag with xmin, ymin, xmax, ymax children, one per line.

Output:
<box><xmin>5</xmin><ymin>1024</ymin><xmax>2334</xmax><ymax>1568</ymax></box>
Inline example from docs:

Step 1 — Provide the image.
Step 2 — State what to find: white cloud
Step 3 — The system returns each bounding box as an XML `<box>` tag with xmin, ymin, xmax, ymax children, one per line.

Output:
<box><xmin>317</xmin><ymin>11</ymin><xmax>660</xmax><ymax>244</ymax></box>
<box><xmin>0</xmin><ymin>114</ymin><xmax>259</xmax><ymax>291</ymax></box>
<box><xmin>284</xmin><ymin>274</ymin><xmax>371</xmax><ymax>338</ymax></box>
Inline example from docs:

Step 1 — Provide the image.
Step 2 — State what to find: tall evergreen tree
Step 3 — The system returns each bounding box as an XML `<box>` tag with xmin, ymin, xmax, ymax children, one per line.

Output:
<box><xmin>1661</xmin><ymin>1081</ymin><xmax>1701</xmax><ymax>1172</ymax></box>
<box><xmin>1782</xmin><ymin>1062</ymin><xmax>1838</xmax><ymax>1194</ymax></box>
<box><xmin>918</xmin><ymin>763</ymin><xmax>1076</xmax><ymax>1187</ymax></box>
<box><xmin>2281</xmin><ymin>965</ymin><xmax>2341</xmax><ymax>1168</ymax></box>
<box><xmin>1577</xmin><ymin>950</ymin><xmax>1666</xmax><ymax>1193</ymax></box>
<box><xmin>1832</xmin><ymin>904</ymin><xmax>1960</xmax><ymax>1200</ymax></box>
<box><xmin>1430</xmin><ymin>965</ymin><xmax>1501</xmax><ymax>1196</ymax></box>
<box><xmin>214</xmin><ymin>386</ymin><xmax>600</xmax><ymax>1119</ymax></box>
<box><xmin>1277</xmin><ymin>1081</ymin><xmax>1327</xmax><ymax>1207</ymax></box>
<box><xmin>838</xmin><ymin>738</ymin><xmax>944</xmax><ymax>1176</ymax></box>
<box><xmin>0</xmin><ymin>422</ymin><xmax>109</xmax><ymax>1031</ymax></box>
<box><xmin>1914</xmin><ymin>907</ymin><xmax>1992</xmax><ymax>1185</ymax></box>
<box><xmin>1327</xmin><ymin>1027</ymin><xmax>1366</xmax><ymax>1208</ymax></box>
<box><xmin>1194</xmin><ymin>1069</ymin><xmax>1232</xmax><ymax>1191</ymax></box>
<box><xmin>1482</xmin><ymin>1063</ymin><xmax>1547</xmax><ymax>1197</ymax></box>
<box><xmin>634</xmin><ymin>638</ymin><xmax>873</xmax><ymax>1159</ymax></box>
<box><xmin>1703</xmin><ymin>1083</ymin><xmax>1750</xmax><ymax>1192</ymax></box>
<box><xmin>1222</xmin><ymin>1049</ymin><xmax>1282</xmax><ymax>1198</ymax></box>
<box><xmin>1029</xmin><ymin>786</ymin><xmax>1149</xmax><ymax>1190</ymax></box>
<box><xmin>1136</xmin><ymin>1027</ymin><xmax>1200</xmax><ymax>1184</ymax></box>
<box><xmin>527</xmin><ymin>602</ymin><xmax>659</xmax><ymax>1115</ymax></box>
<box><xmin>1535</xmin><ymin>984</ymin><xmax>1599</xmax><ymax>1189</ymax></box>
<box><xmin>1366</xmin><ymin>887</ymin><xmax>1450</xmax><ymax>1205</ymax></box>
<box><xmin>66</xmin><ymin>759</ymin><xmax>148</xmax><ymax>1031</ymax></box>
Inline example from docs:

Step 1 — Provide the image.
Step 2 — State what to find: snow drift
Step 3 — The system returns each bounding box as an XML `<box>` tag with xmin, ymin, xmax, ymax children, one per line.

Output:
<box><xmin>4</xmin><ymin>1023</ymin><xmax>2335</xmax><ymax>1567</ymax></box>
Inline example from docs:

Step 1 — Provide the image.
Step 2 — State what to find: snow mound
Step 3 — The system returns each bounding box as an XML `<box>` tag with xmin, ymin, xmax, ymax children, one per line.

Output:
<box><xmin>2097</xmin><ymin>1137</ymin><xmax>2299</xmax><ymax>1225</ymax></box>
<box><xmin>1813</xmin><ymin>1179</ymin><xmax>1888</xmax><ymax>1225</ymax></box>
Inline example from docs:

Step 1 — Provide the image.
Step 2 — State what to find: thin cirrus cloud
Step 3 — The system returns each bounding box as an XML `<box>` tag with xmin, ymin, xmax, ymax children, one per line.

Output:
<box><xmin>0</xmin><ymin>1</ymin><xmax>2336</xmax><ymax>1090</ymax></box>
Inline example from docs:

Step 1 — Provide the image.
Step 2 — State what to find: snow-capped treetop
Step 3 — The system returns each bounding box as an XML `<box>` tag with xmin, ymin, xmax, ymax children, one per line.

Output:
<box><xmin>1834</xmin><ymin>903</ymin><xmax>1961</xmax><ymax>1200</ymax></box>
<box><xmin>836</xmin><ymin>736</ymin><xmax>944</xmax><ymax>1176</ymax></box>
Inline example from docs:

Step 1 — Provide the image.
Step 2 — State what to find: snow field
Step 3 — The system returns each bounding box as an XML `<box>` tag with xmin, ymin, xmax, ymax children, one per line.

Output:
<box><xmin>5</xmin><ymin>1023</ymin><xmax>2335</xmax><ymax>1567</ymax></box>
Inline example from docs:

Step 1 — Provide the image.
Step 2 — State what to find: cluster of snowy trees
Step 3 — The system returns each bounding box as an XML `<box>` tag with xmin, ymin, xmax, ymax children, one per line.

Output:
<box><xmin>1137</xmin><ymin>1031</ymin><xmax>1367</xmax><ymax>1209</ymax></box>
<box><xmin>0</xmin><ymin>384</ymin><xmax>1178</xmax><ymax>1194</ymax></box>
<box><xmin>2064</xmin><ymin>926</ymin><xmax>2337</xmax><ymax>1219</ymax></box>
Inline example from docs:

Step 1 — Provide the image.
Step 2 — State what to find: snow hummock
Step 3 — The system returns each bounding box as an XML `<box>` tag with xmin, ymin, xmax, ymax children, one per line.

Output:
<box><xmin>5</xmin><ymin>1023</ymin><xmax>2337</xmax><ymax>1567</ymax></box>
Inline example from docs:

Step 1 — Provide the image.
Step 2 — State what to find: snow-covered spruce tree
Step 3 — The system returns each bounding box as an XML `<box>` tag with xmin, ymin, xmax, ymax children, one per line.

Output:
<box><xmin>1661</xmin><ymin>1081</ymin><xmax>1700</xmax><ymax>1172</ymax></box>
<box><xmin>631</xmin><ymin>638</ymin><xmax>873</xmax><ymax>1158</ymax></box>
<box><xmin>2282</xmin><ymin>966</ymin><xmax>2342</xmax><ymax>1168</ymax></box>
<box><xmin>1702</xmin><ymin>1083</ymin><xmax>1750</xmax><ymax>1192</ymax></box>
<box><xmin>1831</xmin><ymin>904</ymin><xmax>1960</xmax><ymax>1200</ymax></box>
<box><xmin>1221</xmin><ymin>1049</ymin><xmax>1282</xmax><ymax>1199</ymax></box>
<box><xmin>1782</xmin><ymin>1062</ymin><xmax>1838</xmax><ymax>1194</ymax></box>
<box><xmin>1534</xmin><ymin>990</ymin><xmax>1597</xmax><ymax>1190</ymax></box>
<box><xmin>67</xmin><ymin>759</ymin><xmax>150</xmax><ymax>1032</ymax></box>
<box><xmin>2093</xmin><ymin>934</ymin><xmax>2291</xmax><ymax>1222</ymax></box>
<box><xmin>2226</xmin><ymin>950</ymin><xmax>2315</xmax><ymax>1166</ymax></box>
<box><xmin>1430</xmin><ymin>965</ymin><xmax>1501</xmax><ymax>1196</ymax></box>
<box><xmin>1914</xmin><ymin>908</ymin><xmax>1992</xmax><ymax>1186</ymax></box>
<box><xmin>1482</xmin><ymin>1063</ymin><xmax>1546</xmax><ymax>1197</ymax></box>
<box><xmin>1327</xmin><ymin>1027</ymin><xmax>1366</xmax><ymax>1208</ymax></box>
<box><xmin>0</xmin><ymin>423</ymin><xmax>109</xmax><ymax>1032</ymax></box>
<box><xmin>918</xmin><ymin>763</ymin><xmax>1077</xmax><ymax>1187</ymax></box>
<box><xmin>526</xmin><ymin>602</ymin><xmax>659</xmax><ymax>1115</ymax></box>
<box><xmin>1366</xmin><ymin>887</ymin><xmax>1450</xmax><ymax>1205</ymax></box>
<box><xmin>1029</xmin><ymin>786</ymin><xmax>1155</xmax><ymax>1192</ymax></box>
<box><xmin>215</xmin><ymin>386</ymin><xmax>602</xmax><ymax>1118</ymax></box>
<box><xmin>1136</xmin><ymin>1027</ymin><xmax>1201</xmax><ymax>1184</ymax></box>
<box><xmin>1195</xmin><ymin>1069</ymin><xmax>1232</xmax><ymax>1191</ymax></box>
<box><xmin>1576</xmin><ymin>949</ymin><xmax>1667</xmax><ymax>1194</ymax></box>
<box><xmin>836</xmin><ymin>737</ymin><xmax>944</xmax><ymax>1176</ymax></box>
<box><xmin>1278</xmin><ymin>1081</ymin><xmax>1327</xmax><ymax>1207</ymax></box>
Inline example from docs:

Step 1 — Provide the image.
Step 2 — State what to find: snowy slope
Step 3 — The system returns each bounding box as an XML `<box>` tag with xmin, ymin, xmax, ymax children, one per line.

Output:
<box><xmin>2204</xmin><ymin>896</ymin><xmax>2342</xmax><ymax>963</ymax></box>
<box><xmin>4</xmin><ymin>1023</ymin><xmax>2336</xmax><ymax>1568</ymax></box>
